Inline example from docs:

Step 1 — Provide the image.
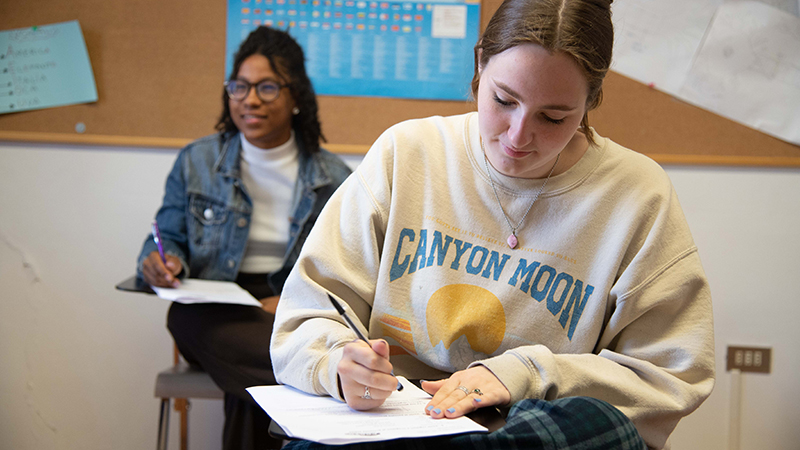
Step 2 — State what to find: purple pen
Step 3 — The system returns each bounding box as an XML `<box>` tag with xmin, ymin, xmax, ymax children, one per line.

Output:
<box><xmin>151</xmin><ymin>221</ymin><xmax>167</xmax><ymax>264</ymax></box>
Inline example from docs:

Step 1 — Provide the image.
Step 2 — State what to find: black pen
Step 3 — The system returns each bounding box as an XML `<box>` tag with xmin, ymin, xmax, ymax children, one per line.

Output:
<box><xmin>327</xmin><ymin>293</ymin><xmax>403</xmax><ymax>391</ymax></box>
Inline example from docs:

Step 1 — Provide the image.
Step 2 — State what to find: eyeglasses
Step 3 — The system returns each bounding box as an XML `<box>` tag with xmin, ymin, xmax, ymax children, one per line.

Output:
<box><xmin>224</xmin><ymin>79</ymin><xmax>288</xmax><ymax>103</ymax></box>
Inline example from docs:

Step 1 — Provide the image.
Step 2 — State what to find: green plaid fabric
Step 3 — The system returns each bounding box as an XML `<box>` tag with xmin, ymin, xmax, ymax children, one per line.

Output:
<box><xmin>282</xmin><ymin>397</ymin><xmax>647</xmax><ymax>450</ymax></box>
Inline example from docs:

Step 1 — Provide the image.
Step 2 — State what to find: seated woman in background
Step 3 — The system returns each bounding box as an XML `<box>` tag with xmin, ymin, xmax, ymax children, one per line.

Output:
<box><xmin>271</xmin><ymin>0</ymin><xmax>715</xmax><ymax>448</ymax></box>
<box><xmin>136</xmin><ymin>26</ymin><xmax>351</xmax><ymax>450</ymax></box>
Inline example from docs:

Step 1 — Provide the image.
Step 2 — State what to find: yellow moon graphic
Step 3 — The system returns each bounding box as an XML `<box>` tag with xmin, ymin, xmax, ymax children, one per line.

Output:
<box><xmin>426</xmin><ymin>284</ymin><xmax>506</xmax><ymax>355</ymax></box>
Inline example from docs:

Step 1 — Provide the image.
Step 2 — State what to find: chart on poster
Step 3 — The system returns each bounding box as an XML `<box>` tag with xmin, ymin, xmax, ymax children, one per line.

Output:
<box><xmin>226</xmin><ymin>0</ymin><xmax>480</xmax><ymax>100</ymax></box>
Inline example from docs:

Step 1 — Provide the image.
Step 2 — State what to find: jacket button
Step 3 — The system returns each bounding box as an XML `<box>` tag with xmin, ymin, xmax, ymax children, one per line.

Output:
<box><xmin>204</xmin><ymin>208</ymin><xmax>214</xmax><ymax>220</ymax></box>
<box><xmin>228</xmin><ymin>260</ymin><xmax>235</xmax><ymax>268</ymax></box>
<box><xmin>237</xmin><ymin>218</ymin><xmax>248</xmax><ymax>227</ymax></box>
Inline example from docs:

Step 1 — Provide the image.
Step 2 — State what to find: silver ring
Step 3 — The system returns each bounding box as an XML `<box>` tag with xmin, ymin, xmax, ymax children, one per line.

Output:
<box><xmin>456</xmin><ymin>385</ymin><xmax>470</xmax><ymax>396</ymax></box>
<box><xmin>361</xmin><ymin>386</ymin><xmax>372</xmax><ymax>400</ymax></box>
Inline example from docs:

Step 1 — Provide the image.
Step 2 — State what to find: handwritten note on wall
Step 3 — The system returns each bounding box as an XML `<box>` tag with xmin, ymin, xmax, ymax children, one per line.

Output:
<box><xmin>612</xmin><ymin>0</ymin><xmax>800</xmax><ymax>146</ymax></box>
<box><xmin>679</xmin><ymin>2</ymin><xmax>800</xmax><ymax>146</ymax></box>
<box><xmin>0</xmin><ymin>20</ymin><xmax>98</xmax><ymax>115</ymax></box>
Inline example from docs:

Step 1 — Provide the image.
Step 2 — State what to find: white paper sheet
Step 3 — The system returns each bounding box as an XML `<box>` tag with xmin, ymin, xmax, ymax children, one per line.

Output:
<box><xmin>679</xmin><ymin>1</ymin><xmax>800</xmax><ymax>145</ymax></box>
<box><xmin>247</xmin><ymin>377</ymin><xmax>487</xmax><ymax>445</ymax></box>
<box><xmin>755</xmin><ymin>0</ymin><xmax>799</xmax><ymax>16</ymax></box>
<box><xmin>431</xmin><ymin>5</ymin><xmax>468</xmax><ymax>39</ymax></box>
<box><xmin>611</xmin><ymin>0</ymin><xmax>722</xmax><ymax>95</ymax></box>
<box><xmin>151</xmin><ymin>279</ymin><xmax>262</xmax><ymax>307</ymax></box>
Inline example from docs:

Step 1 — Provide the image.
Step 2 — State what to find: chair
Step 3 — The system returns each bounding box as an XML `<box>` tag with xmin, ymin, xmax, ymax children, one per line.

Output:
<box><xmin>155</xmin><ymin>345</ymin><xmax>224</xmax><ymax>450</ymax></box>
<box><xmin>115</xmin><ymin>276</ymin><xmax>224</xmax><ymax>450</ymax></box>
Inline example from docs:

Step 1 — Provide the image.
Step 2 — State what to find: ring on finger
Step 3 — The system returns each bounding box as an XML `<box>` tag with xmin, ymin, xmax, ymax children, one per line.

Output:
<box><xmin>472</xmin><ymin>388</ymin><xmax>484</xmax><ymax>396</ymax></box>
<box><xmin>456</xmin><ymin>385</ymin><xmax>470</xmax><ymax>396</ymax></box>
<box><xmin>361</xmin><ymin>386</ymin><xmax>372</xmax><ymax>400</ymax></box>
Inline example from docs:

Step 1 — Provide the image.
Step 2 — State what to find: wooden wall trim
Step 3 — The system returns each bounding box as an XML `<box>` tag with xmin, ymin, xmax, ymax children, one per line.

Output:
<box><xmin>4</xmin><ymin>130</ymin><xmax>800</xmax><ymax>167</ymax></box>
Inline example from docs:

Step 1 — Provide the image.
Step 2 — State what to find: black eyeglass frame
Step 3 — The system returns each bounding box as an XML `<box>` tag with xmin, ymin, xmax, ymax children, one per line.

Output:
<box><xmin>223</xmin><ymin>79</ymin><xmax>290</xmax><ymax>103</ymax></box>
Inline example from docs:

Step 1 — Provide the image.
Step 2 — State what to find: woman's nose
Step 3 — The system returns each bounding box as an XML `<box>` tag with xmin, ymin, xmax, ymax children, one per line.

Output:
<box><xmin>507</xmin><ymin>114</ymin><xmax>533</xmax><ymax>148</ymax></box>
<box><xmin>243</xmin><ymin>86</ymin><xmax>262</xmax><ymax>105</ymax></box>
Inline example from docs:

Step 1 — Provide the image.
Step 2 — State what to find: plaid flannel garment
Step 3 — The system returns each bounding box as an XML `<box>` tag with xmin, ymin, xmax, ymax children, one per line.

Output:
<box><xmin>283</xmin><ymin>396</ymin><xmax>647</xmax><ymax>450</ymax></box>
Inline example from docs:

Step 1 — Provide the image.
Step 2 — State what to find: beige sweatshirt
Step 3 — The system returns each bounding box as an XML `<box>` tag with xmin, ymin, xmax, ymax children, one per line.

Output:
<box><xmin>271</xmin><ymin>113</ymin><xmax>715</xmax><ymax>449</ymax></box>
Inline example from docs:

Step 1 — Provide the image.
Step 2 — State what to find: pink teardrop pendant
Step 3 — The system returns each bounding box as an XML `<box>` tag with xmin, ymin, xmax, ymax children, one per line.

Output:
<box><xmin>507</xmin><ymin>233</ymin><xmax>518</xmax><ymax>249</ymax></box>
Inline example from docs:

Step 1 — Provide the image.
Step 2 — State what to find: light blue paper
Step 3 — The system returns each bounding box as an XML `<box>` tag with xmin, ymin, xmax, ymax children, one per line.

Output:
<box><xmin>225</xmin><ymin>0</ymin><xmax>480</xmax><ymax>101</ymax></box>
<box><xmin>0</xmin><ymin>20</ymin><xmax>98</xmax><ymax>114</ymax></box>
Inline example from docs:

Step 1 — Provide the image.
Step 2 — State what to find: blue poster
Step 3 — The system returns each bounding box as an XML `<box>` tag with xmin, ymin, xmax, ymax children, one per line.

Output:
<box><xmin>0</xmin><ymin>21</ymin><xmax>98</xmax><ymax>114</ymax></box>
<box><xmin>226</xmin><ymin>0</ymin><xmax>480</xmax><ymax>100</ymax></box>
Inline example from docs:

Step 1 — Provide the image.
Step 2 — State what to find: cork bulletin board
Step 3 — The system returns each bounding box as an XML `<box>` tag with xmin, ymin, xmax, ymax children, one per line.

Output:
<box><xmin>1</xmin><ymin>0</ymin><xmax>798</xmax><ymax>166</ymax></box>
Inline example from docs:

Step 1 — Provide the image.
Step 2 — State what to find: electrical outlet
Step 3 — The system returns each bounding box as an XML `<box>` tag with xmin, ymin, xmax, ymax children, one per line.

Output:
<box><xmin>726</xmin><ymin>346</ymin><xmax>771</xmax><ymax>373</ymax></box>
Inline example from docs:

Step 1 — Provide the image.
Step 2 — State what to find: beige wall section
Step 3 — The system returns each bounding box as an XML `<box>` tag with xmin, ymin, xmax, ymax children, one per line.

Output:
<box><xmin>1</xmin><ymin>141</ymin><xmax>799</xmax><ymax>450</ymax></box>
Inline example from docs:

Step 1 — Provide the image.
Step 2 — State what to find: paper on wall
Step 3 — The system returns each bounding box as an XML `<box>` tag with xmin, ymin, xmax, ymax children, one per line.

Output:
<box><xmin>679</xmin><ymin>1</ymin><xmax>800</xmax><ymax>145</ymax></box>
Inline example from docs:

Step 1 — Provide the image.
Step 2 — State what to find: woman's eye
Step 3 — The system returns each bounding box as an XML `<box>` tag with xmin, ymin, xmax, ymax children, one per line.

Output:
<box><xmin>493</xmin><ymin>95</ymin><xmax>513</xmax><ymax>107</ymax></box>
<box><xmin>542</xmin><ymin>115</ymin><xmax>565</xmax><ymax>125</ymax></box>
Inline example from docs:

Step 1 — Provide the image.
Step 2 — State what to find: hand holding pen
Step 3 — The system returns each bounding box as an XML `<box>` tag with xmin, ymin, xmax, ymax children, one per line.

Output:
<box><xmin>141</xmin><ymin>221</ymin><xmax>182</xmax><ymax>288</ymax></box>
<box><xmin>328</xmin><ymin>294</ymin><xmax>403</xmax><ymax>410</ymax></box>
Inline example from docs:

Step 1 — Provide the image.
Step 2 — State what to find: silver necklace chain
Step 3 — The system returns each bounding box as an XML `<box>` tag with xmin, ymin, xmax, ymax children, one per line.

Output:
<box><xmin>482</xmin><ymin>140</ymin><xmax>561</xmax><ymax>236</ymax></box>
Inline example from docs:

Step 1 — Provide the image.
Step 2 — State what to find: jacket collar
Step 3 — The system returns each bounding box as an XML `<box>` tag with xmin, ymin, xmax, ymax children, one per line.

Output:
<box><xmin>214</xmin><ymin>132</ymin><xmax>334</xmax><ymax>190</ymax></box>
<box><xmin>214</xmin><ymin>132</ymin><xmax>243</xmax><ymax>179</ymax></box>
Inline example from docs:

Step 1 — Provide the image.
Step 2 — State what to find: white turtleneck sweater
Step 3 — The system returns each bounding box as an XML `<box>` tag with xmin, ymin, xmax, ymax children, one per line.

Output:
<box><xmin>238</xmin><ymin>132</ymin><xmax>299</xmax><ymax>274</ymax></box>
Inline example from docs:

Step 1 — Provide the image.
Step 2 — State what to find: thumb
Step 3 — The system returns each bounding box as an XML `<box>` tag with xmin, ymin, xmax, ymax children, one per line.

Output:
<box><xmin>371</xmin><ymin>339</ymin><xmax>391</xmax><ymax>359</ymax></box>
<box><xmin>166</xmin><ymin>258</ymin><xmax>182</xmax><ymax>275</ymax></box>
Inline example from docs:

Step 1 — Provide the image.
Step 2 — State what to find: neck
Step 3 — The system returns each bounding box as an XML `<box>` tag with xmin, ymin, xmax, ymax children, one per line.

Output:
<box><xmin>551</xmin><ymin>130</ymin><xmax>589</xmax><ymax>177</ymax></box>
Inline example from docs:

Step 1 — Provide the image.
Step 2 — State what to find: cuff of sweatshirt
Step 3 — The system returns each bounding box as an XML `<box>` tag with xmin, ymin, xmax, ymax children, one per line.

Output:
<box><xmin>469</xmin><ymin>351</ymin><xmax>540</xmax><ymax>404</ymax></box>
<box><xmin>318</xmin><ymin>344</ymin><xmax>346</xmax><ymax>401</ymax></box>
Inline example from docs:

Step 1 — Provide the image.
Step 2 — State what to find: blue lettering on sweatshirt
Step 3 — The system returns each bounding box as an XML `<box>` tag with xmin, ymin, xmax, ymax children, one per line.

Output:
<box><xmin>388</xmin><ymin>227</ymin><xmax>595</xmax><ymax>339</ymax></box>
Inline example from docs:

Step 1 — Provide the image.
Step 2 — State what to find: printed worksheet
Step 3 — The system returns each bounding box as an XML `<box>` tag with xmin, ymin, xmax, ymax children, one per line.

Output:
<box><xmin>247</xmin><ymin>377</ymin><xmax>487</xmax><ymax>444</ymax></box>
<box><xmin>151</xmin><ymin>279</ymin><xmax>262</xmax><ymax>307</ymax></box>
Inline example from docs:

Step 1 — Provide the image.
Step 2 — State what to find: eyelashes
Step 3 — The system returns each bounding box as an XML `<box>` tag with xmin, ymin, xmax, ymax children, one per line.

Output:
<box><xmin>542</xmin><ymin>115</ymin><xmax>565</xmax><ymax>125</ymax></box>
<box><xmin>493</xmin><ymin>95</ymin><xmax>566</xmax><ymax>125</ymax></box>
<box><xmin>493</xmin><ymin>94</ymin><xmax>513</xmax><ymax>107</ymax></box>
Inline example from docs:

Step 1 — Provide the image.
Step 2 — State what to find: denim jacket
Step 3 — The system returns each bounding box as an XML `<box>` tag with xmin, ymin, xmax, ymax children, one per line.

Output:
<box><xmin>137</xmin><ymin>132</ymin><xmax>351</xmax><ymax>293</ymax></box>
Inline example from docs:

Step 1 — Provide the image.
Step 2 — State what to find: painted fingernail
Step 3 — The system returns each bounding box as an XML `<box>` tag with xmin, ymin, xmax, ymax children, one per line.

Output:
<box><xmin>433</xmin><ymin>408</ymin><xmax>441</xmax><ymax>414</ymax></box>
<box><xmin>473</xmin><ymin>398</ymin><xmax>483</xmax><ymax>403</ymax></box>
<box><xmin>426</xmin><ymin>405</ymin><xmax>434</xmax><ymax>411</ymax></box>
<box><xmin>446</xmin><ymin>408</ymin><xmax>455</xmax><ymax>413</ymax></box>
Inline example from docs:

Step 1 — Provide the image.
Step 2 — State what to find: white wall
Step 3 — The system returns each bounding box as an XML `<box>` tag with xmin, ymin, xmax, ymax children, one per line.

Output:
<box><xmin>0</xmin><ymin>141</ymin><xmax>797</xmax><ymax>450</ymax></box>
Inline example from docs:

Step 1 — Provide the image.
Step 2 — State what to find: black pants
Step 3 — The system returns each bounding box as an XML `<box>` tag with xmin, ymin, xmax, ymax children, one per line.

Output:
<box><xmin>167</xmin><ymin>273</ymin><xmax>282</xmax><ymax>450</ymax></box>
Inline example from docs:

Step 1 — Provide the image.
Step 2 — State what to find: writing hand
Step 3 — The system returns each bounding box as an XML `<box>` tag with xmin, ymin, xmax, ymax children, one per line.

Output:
<box><xmin>337</xmin><ymin>339</ymin><xmax>399</xmax><ymax>410</ymax></box>
<box><xmin>421</xmin><ymin>365</ymin><xmax>510</xmax><ymax>419</ymax></box>
<box><xmin>141</xmin><ymin>251</ymin><xmax>182</xmax><ymax>288</ymax></box>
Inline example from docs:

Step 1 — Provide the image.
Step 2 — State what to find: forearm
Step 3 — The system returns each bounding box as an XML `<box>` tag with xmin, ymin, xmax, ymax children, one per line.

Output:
<box><xmin>272</xmin><ymin>173</ymin><xmax>386</xmax><ymax>397</ymax></box>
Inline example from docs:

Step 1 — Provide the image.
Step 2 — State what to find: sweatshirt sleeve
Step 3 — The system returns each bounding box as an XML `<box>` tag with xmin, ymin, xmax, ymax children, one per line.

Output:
<box><xmin>474</xmin><ymin>178</ymin><xmax>716</xmax><ymax>449</ymax></box>
<box><xmin>270</xmin><ymin>131</ymin><xmax>395</xmax><ymax>399</ymax></box>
